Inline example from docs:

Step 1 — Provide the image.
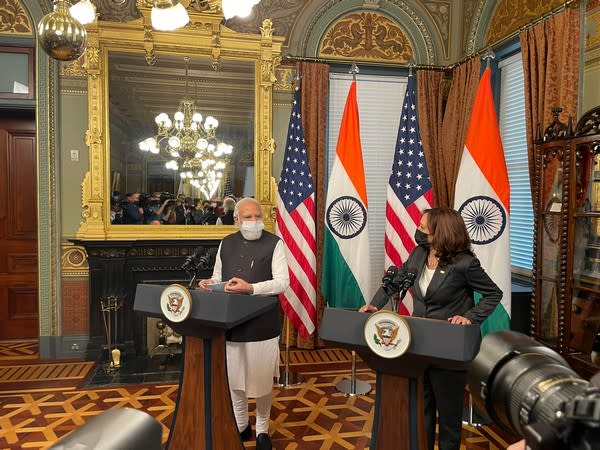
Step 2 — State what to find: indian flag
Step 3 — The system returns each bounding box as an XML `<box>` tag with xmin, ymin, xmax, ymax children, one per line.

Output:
<box><xmin>322</xmin><ymin>80</ymin><xmax>371</xmax><ymax>309</ymax></box>
<box><xmin>454</xmin><ymin>67</ymin><xmax>511</xmax><ymax>334</ymax></box>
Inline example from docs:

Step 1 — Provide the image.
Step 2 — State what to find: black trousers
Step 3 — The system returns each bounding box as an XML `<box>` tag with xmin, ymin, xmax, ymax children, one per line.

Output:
<box><xmin>424</xmin><ymin>367</ymin><xmax>466</xmax><ymax>450</ymax></box>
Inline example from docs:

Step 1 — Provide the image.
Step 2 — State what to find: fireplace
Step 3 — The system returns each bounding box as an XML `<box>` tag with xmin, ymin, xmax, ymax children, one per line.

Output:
<box><xmin>75</xmin><ymin>240</ymin><xmax>219</xmax><ymax>359</ymax></box>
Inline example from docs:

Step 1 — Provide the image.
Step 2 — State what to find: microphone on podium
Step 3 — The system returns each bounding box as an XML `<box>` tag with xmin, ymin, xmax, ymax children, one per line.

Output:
<box><xmin>369</xmin><ymin>266</ymin><xmax>417</xmax><ymax>313</ymax></box>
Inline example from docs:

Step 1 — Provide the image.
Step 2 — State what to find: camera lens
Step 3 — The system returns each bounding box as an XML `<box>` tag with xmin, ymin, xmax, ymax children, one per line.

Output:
<box><xmin>487</xmin><ymin>353</ymin><xmax>587</xmax><ymax>436</ymax></box>
<box><xmin>468</xmin><ymin>332</ymin><xmax>589</xmax><ymax>438</ymax></box>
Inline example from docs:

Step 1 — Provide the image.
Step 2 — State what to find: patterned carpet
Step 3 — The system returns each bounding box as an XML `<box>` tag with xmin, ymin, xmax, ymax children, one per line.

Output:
<box><xmin>0</xmin><ymin>341</ymin><xmax>516</xmax><ymax>450</ymax></box>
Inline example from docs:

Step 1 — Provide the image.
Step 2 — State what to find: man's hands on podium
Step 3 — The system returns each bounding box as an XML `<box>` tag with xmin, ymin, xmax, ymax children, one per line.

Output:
<box><xmin>197</xmin><ymin>277</ymin><xmax>254</xmax><ymax>294</ymax></box>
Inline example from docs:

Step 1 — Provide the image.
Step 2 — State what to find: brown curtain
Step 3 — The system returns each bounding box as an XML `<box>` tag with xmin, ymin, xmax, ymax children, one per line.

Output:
<box><xmin>283</xmin><ymin>61</ymin><xmax>329</xmax><ymax>349</ymax></box>
<box><xmin>433</xmin><ymin>58</ymin><xmax>481</xmax><ymax>208</ymax></box>
<box><xmin>417</xmin><ymin>70</ymin><xmax>446</xmax><ymax>207</ymax></box>
<box><xmin>520</xmin><ymin>8</ymin><xmax>580</xmax><ymax>212</ymax></box>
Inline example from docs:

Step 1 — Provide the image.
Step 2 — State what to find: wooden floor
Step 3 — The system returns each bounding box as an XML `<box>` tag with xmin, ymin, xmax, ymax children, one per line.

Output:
<box><xmin>0</xmin><ymin>340</ymin><xmax>517</xmax><ymax>449</ymax></box>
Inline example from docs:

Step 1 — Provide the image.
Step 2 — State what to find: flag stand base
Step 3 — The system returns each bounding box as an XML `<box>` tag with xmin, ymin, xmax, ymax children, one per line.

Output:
<box><xmin>276</xmin><ymin>368</ymin><xmax>303</xmax><ymax>387</ymax></box>
<box><xmin>336</xmin><ymin>350</ymin><xmax>371</xmax><ymax>396</ymax></box>
<box><xmin>336</xmin><ymin>378</ymin><xmax>372</xmax><ymax>396</ymax></box>
<box><xmin>277</xmin><ymin>317</ymin><xmax>304</xmax><ymax>387</ymax></box>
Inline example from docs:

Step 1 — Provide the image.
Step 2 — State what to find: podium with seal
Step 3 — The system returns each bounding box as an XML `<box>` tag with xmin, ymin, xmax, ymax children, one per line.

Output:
<box><xmin>134</xmin><ymin>284</ymin><xmax>280</xmax><ymax>450</ymax></box>
<box><xmin>320</xmin><ymin>308</ymin><xmax>481</xmax><ymax>450</ymax></box>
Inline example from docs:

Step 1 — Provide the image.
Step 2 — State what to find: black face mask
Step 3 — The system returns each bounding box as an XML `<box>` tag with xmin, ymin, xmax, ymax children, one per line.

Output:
<box><xmin>414</xmin><ymin>229</ymin><xmax>430</xmax><ymax>248</ymax></box>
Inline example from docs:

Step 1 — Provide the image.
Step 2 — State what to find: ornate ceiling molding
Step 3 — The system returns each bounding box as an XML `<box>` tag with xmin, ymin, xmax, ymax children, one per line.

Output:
<box><xmin>465</xmin><ymin>0</ymin><xmax>486</xmax><ymax>56</ymax></box>
<box><xmin>386</xmin><ymin>0</ymin><xmax>434</xmax><ymax>63</ymax></box>
<box><xmin>0</xmin><ymin>0</ymin><xmax>33</xmax><ymax>35</ymax></box>
<box><xmin>226</xmin><ymin>0</ymin><xmax>305</xmax><ymax>38</ymax></box>
<box><xmin>290</xmin><ymin>0</ymin><xmax>436</xmax><ymax>64</ymax></box>
<box><xmin>484</xmin><ymin>0</ymin><xmax>564</xmax><ymax>47</ymax></box>
<box><xmin>422</xmin><ymin>1</ymin><xmax>450</xmax><ymax>58</ymax></box>
<box><xmin>318</xmin><ymin>11</ymin><xmax>413</xmax><ymax>63</ymax></box>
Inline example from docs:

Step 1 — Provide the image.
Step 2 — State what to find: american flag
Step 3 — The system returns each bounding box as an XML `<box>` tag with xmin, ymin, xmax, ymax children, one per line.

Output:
<box><xmin>384</xmin><ymin>74</ymin><xmax>433</xmax><ymax>315</ymax></box>
<box><xmin>275</xmin><ymin>86</ymin><xmax>317</xmax><ymax>337</ymax></box>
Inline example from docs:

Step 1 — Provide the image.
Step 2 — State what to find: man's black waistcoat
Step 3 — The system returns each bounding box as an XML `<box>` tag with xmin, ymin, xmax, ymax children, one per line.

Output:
<box><xmin>221</xmin><ymin>231</ymin><xmax>281</xmax><ymax>342</ymax></box>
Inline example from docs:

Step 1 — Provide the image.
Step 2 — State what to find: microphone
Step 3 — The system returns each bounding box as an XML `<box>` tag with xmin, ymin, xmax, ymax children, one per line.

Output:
<box><xmin>393</xmin><ymin>270</ymin><xmax>417</xmax><ymax>314</ymax></box>
<box><xmin>398</xmin><ymin>271</ymin><xmax>417</xmax><ymax>300</ymax></box>
<box><xmin>197</xmin><ymin>247</ymin><xmax>218</xmax><ymax>271</ymax></box>
<box><xmin>181</xmin><ymin>246</ymin><xmax>205</xmax><ymax>273</ymax></box>
<box><xmin>381</xmin><ymin>266</ymin><xmax>398</xmax><ymax>289</ymax></box>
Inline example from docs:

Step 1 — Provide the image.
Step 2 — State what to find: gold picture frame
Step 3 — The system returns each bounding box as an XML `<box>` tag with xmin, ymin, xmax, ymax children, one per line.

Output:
<box><xmin>76</xmin><ymin>3</ymin><xmax>283</xmax><ymax>241</ymax></box>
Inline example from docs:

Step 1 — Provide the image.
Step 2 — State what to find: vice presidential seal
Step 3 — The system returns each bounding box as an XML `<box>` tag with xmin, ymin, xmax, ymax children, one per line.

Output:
<box><xmin>364</xmin><ymin>311</ymin><xmax>411</xmax><ymax>359</ymax></box>
<box><xmin>160</xmin><ymin>284</ymin><xmax>192</xmax><ymax>323</ymax></box>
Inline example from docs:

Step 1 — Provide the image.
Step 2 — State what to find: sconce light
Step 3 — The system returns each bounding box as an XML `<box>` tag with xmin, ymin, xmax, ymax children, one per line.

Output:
<box><xmin>222</xmin><ymin>0</ymin><xmax>261</xmax><ymax>20</ymax></box>
<box><xmin>37</xmin><ymin>0</ymin><xmax>87</xmax><ymax>61</ymax></box>
<box><xmin>69</xmin><ymin>0</ymin><xmax>96</xmax><ymax>25</ymax></box>
<box><xmin>151</xmin><ymin>0</ymin><xmax>190</xmax><ymax>31</ymax></box>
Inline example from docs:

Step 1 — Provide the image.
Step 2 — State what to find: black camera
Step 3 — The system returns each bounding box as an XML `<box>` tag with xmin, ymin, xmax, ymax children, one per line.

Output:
<box><xmin>160</xmin><ymin>192</ymin><xmax>176</xmax><ymax>204</ymax></box>
<box><xmin>138</xmin><ymin>192</ymin><xmax>151</xmax><ymax>209</ymax></box>
<box><xmin>468</xmin><ymin>331</ymin><xmax>600</xmax><ymax>450</ymax></box>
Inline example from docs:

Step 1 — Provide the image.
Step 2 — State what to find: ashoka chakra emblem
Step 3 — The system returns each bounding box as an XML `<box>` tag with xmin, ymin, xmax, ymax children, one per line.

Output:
<box><xmin>326</xmin><ymin>195</ymin><xmax>367</xmax><ymax>239</ymax></box>
<box><xmin>458</xmin><ymin>196</ymin><xmax>506</xmax><ymax>245</ymax></box>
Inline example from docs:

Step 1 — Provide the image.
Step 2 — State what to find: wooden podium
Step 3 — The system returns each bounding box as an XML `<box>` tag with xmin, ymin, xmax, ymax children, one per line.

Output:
<box><xmin>320</xmin><ymin>308</ymin><xmax>481</xmax><ymax>450</ymax></box>
<box><xmin>134</xmin><ymin>284</ymin><xmax>279</xmax><ymax>450</ymax></box>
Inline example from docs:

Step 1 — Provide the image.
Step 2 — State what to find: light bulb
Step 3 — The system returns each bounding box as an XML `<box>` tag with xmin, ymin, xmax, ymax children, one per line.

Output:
<box><xmin>168</xmin><ymin>136</ymin><xmax>180</xmax><ymax>148</ymax></box>
<box><xmin>69</xmin><ymin>0</ymin><xmax>96</xmax><ymax>25</ymax></box>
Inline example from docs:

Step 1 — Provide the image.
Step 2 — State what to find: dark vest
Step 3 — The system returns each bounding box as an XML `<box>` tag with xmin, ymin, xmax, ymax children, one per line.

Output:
<box><xmin>220</xmin><ymin>210</ymin><xmax>234</xmax><ymax>225</ymax></box>
<box><xmin>221</xmin><ymin>231</ymin><xmax>281</xmax><ymax>342</ymax></box>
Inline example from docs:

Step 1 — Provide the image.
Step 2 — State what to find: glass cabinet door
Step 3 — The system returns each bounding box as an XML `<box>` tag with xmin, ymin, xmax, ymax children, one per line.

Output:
<box><xmin>536</xmin><ymin>148</ymin><xmax>564</xmax><ymax>344</ymax></box>
<box><xmin>570</xmin><ymin>142</ymin><xmax>600</xmax><ymax>369</ymax></box>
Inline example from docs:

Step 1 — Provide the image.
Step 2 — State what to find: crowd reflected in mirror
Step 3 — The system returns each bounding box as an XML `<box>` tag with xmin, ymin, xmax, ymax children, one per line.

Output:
<box><xmin>110</xmin><ymin>191</ymin><xmax>237</xmax><ymax>225</ymax></box>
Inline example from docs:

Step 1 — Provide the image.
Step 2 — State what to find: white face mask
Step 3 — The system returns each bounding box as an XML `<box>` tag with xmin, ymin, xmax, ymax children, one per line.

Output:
<box><xmin>240</xmin><ymin>220</ymin><xmax>264</xmax><ymax>240</ymax></box>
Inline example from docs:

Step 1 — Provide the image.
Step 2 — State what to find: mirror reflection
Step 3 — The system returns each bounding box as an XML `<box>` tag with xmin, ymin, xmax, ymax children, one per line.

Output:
<box><xmin>107</xmin><ymin>51</ymin><xmax>255</xmax><ymax>225</ymax></box>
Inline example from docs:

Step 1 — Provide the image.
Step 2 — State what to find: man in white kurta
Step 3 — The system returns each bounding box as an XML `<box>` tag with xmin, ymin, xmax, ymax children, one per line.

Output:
<box><xmin>198</xmin><ymin>197</ymin><xmax>289</xmax><ymax>450</ymax></box>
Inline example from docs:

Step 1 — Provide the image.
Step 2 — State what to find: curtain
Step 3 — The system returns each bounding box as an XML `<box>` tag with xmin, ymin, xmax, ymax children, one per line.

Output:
<box><xmin>433</xmin><ymin>58</ymin><xmax>481</xmax><ymax>208</ymax></box>
<box><xmin>520</xmin><ymin>8</ymin><xmax>580</xmax><ymax>212</ymax></box>
<box><xmin>283</xmin><ymin>61</ymin><xmax>329</xmax><ymax>349</ymax></box>
<box><xmin>417</xmin><ymin>70</ymin><xmax>446</xmax><ymax>207</ymax></box>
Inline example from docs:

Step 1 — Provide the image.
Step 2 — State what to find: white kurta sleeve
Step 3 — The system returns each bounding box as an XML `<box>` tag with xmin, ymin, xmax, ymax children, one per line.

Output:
<box><xmin>251</xmin><ymin>240</ymin><xmax>290</xmax><ymax>296</ymax></box>
<box><xmin>210</xmin><ymin>243</ymin><xmax>223</xmax><ymax>283</ymax></box>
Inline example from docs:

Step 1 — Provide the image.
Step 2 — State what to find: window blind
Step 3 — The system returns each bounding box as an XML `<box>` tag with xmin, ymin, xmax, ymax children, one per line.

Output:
<box><xmin>499</xmin><ymin>53</ymin><xmax>534</xmax><ymax>271</ymax></box>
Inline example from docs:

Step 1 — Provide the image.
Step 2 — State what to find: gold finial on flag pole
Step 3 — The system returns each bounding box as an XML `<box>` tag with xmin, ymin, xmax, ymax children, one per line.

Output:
<box><xmin>481</xmin><ymin>48</ymin><xmax>495</xmax><ymax>68</ymax></box>
<box><xmin>294</xmin><ymin>62</ymin><xmax>301</xmax><ymax>91</ymax></box>
<box><xmin>349</xmin><ymin>62</ymin><xmax>359</xmax><ymax>80</ymax></box>
<box><xmin>407</xmin><ymin>58</ymin><xmax>416</xmax><ymax>77</ymax></box>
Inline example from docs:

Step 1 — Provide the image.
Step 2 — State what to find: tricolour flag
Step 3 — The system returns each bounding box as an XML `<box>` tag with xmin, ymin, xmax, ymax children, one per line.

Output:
<box><xmin>454</xmin><ymin>67</ymin><xmax>511</xmax><ymax>334</ymax></box>
<box><xmin>276</xmin><ymin>86</ymin><xmax>317</xmax><ymax>337</ymax></box>
<box><xmin>384</xmin><ymin>74</ymin><xmax>433</xmax><ymax>315</ymax></box>
<box><xmin>322</xmin><ymin>80</ymin><xmax>371</xmax><ymax>309</ymax></box>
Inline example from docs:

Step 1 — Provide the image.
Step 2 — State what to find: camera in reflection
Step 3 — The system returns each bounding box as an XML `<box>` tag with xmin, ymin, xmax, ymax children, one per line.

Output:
<box><xmin>468</xmin><ymin>331</ymin><xmax>600</xmax><ymax>450</ymax></box>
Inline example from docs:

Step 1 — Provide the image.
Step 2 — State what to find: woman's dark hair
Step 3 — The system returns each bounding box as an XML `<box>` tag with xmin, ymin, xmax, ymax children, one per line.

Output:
<box><xmin>425</xmin><ymin>207</ymin><xmax>473</xmax><ymax>265</ymax></box>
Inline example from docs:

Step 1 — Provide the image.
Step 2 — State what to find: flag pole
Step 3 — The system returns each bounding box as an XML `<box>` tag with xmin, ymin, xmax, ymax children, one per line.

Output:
<box><xmin>276</xmin><ymin>315</ymin><xmax>303</xmax><ymax>386</ymax></box>
<box><xmin>276</xmin><ymin>65</ymin><xmax>305</xmax><ymax>388</ymax></box>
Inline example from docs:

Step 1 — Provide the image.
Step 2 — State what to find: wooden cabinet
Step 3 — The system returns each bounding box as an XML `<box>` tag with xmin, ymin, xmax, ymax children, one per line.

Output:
<box><xmin>532</xmin><ymin>106</ymin><xmax>600</xmax><ymax>378</ymax></box>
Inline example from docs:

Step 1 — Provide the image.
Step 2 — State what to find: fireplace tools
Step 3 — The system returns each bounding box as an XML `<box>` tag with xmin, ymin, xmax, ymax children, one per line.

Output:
<box><xmin>100</xmin><ymin>295</ymin><xmax>122</xmax><ymax>372</ymax></box>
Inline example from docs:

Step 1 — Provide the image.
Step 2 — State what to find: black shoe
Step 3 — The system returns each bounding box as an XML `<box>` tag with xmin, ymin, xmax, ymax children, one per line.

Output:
<box><xmin>240</xmin><ymin>423</ymin><xmax>252</xmax><ymax>441</ymax></box>
<box><xmin>256</xmin><ymin>433</ymin><xmax>272</xmax><ymax>450</ymax></box>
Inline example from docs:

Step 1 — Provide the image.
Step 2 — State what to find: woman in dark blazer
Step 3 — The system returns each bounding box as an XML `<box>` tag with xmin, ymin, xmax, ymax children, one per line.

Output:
<box><xmin>360</xmin><ymin>207</ymin><xmax>502</xmax><ymax>450</ymax></box>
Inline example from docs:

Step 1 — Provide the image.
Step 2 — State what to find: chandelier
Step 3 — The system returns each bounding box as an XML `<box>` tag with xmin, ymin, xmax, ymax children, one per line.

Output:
<box><xmin>138</xmin><ymin>57</ymin><xmax>233</xmax><ymax>199</ymax></box>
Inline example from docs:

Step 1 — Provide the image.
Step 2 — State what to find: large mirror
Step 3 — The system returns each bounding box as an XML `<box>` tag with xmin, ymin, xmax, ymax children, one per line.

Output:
<box><xmin>108</xmin><ymin>52</ymin><xmax>255</xmax><ymax>222</ymax></box>
<box><xmin>75</xmin><ymin>10</ymin><xmax>283</xmax><ymax>240</ymax></box>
